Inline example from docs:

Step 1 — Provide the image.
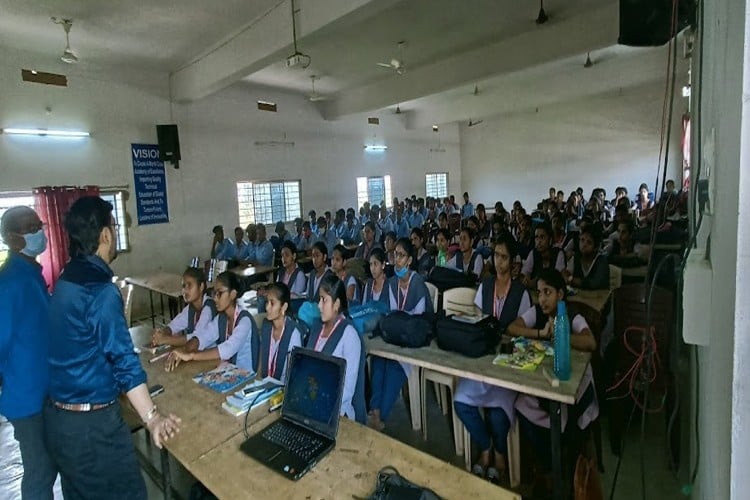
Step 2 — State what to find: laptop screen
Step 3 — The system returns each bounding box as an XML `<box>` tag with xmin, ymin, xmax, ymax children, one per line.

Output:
<box><xmin>282</xmin><ymin>348</ymin><xmax>346</xmax><ymax>439</ymax></box>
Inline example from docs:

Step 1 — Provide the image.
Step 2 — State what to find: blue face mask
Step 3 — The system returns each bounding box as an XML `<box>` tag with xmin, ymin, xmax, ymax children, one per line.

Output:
<box><xmin>394</xmin><ymin>265</ymin><xmax>408</xmax><ymax>279</ymax></box>
<box><xmin>20</xmin><ymin>229</ymin><xmax>47</xmax><ymax>258</ymax></box>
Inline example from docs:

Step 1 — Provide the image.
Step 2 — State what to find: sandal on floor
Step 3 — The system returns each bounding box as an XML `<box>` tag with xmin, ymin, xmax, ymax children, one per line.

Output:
<box><xmin>471</xmin><ymin>464</ymin><xmax>486</xmax><ymax>479</ymax></box>
<box><xmin>486</xmin><ymin>467</ymin><xmax>508</xmax><ymax>486</ymax></box>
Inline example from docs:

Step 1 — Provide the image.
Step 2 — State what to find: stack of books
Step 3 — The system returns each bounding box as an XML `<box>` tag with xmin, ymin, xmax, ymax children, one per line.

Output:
<box><xmin>222</xmin><ymin>377</ymin><xmax>283</xmax><ymax>417</ymax></box>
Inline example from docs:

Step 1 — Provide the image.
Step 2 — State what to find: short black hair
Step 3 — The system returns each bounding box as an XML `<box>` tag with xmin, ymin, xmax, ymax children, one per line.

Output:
<box><xmin>66</xmin><ymin>196</ymin><xmax>113</xmax><ymax>257</ymax></box>
<box><xmin>183</xmin><ymin>267</ymin><xmax>208</xmax><ymax>291</ymax></box>
<box><xmin>280</xmin><ymin>240</ymin><xmax>297</xmax><ymax>255</ymax></box>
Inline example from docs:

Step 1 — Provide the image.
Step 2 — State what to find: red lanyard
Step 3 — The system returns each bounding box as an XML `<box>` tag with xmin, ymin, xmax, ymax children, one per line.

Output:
<box><xmin>398</xmin><ymin>275</ymin><xmax>411</xmax><ymax>311</ymax></box>
<box><xmin>268</xmin><ymin>321</ymin><xmax>284</xmax><ymax>378</ymax></box>
<box><xmin>315</xmin><ymin>316</ymin><xmax>343</xmax><ymax>351</ymax></box>
<box><xmin>493</xmin><ymin>279</ymin><xmax>511</xmax><ymax>319</ymax></box>
<box><xmin>225</xmin><ymin>307</ymin><xmax>240</xmax><ymax>340</ymax></box>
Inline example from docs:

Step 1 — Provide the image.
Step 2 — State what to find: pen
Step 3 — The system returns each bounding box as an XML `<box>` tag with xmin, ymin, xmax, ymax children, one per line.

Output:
<box><xmin>149</xmin><ymin>350</ymin><xmax>172</xmax><ymax>363</ymax></box>
<box><xmin>268</xmin><ymin>402</ymin><xmax>282</xmax><ymax>413</ymax></box>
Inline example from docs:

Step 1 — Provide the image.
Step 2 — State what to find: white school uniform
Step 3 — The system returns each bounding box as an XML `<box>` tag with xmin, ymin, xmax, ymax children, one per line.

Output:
<box><xmin>514</xmin><ymin>307</ymin><xmax>598</xmax><ymax>431</ymax></box>
<box><xmin>267</xmin><ymin>327</ymin><xmax>302</xmax><ymax>383</ymax></box>
<box><xmin>521</xmin><ymin>250</ymin><xmax>566</xmax><ymax>276</ymax></box>
<box><xmin>195</xmin><ymin>309</ymin><xmax>256</xmax><ymax>372</ymax></box>
<box><xmin>166</xmin><ymin>295</ymin><xmax>214</xmax><ymax>345</ymax></box>
<box><xmin>312</xmin><ymin>323</ymin><xmax>361</xmax><ymax>420</ymax></box>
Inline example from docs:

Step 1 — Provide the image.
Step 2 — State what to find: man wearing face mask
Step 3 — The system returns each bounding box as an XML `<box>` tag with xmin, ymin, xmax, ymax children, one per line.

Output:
<box><xmin>45</xmin><ymin>196</ymin><xmax>181</xmax><ymax>499</ymax></box>
<box><xmin>0</xmin><ymin>206</ymin><xmax>58</xmax><ymax>499</ymax></box>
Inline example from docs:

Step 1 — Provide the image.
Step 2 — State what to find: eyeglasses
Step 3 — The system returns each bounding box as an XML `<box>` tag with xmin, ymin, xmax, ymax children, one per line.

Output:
<box><xmin>213</xmin><ymin>288</ymin><xmax>229</xmax><ymax>298</ymax></box>
<box><xmin>394</xmin><ymin>251</ymin><xmax>409</xmax><ymax>261</ymax></box>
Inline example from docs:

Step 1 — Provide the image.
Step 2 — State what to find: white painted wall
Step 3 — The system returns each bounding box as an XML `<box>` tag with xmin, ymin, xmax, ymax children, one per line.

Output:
<box><xmin>691</xmin><ymin>0</ymin><xmax>750</xmax><ymax>499</ymax></box>
<box><xmin>459</xmin><ymin>80</ymin><xmax>686</xmax><ymax>208</ymax></box>
<box><xmin>0</xmin><ymin>48</ymin><xmax>460</xmax><ymax>285</ymax></box>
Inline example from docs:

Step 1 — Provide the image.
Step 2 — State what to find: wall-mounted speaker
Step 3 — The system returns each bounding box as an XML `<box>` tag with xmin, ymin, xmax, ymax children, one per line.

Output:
<box><xmin>156</xmin><ymin>124</ymin><xmax>181</xmax><ymax>168</ymax></box>
<box><xmin>619</xmin><ymin>0</ymin><xmax>694</xmax><ymax>47</ymax></box>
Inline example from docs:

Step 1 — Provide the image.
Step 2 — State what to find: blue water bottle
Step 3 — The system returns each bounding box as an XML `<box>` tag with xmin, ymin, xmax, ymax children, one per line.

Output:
<box><xmin>553</xmin><ymin>301</ymin><xmax>571</xmax><ymax>381</ymax></box>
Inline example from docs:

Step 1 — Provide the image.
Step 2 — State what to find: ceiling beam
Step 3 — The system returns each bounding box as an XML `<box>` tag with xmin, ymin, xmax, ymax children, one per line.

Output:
<box><xmin>321</xmin><ymin>0</ymin><xmax>619</xmax><ymax>120</ymax></box>
<box><xmin>170</xmin><ymin>0</ymin><xmax>400</xmax><ymax>102</ymax></box>
<box><xmin>404</xmin><ymin>44</ymin><xmax>680</xmax><ymax>129</ymax></box>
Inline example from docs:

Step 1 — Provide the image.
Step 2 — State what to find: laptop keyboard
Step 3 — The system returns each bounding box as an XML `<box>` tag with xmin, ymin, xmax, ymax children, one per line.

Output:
<box><xmin>262</xmin><ymin>421</ymin><xmax>325</xmax><ymax>461</ymax></box>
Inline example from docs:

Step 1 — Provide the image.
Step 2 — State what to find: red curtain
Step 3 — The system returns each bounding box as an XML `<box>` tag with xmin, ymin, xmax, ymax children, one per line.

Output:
<box><xmin>34</xmin><ymin>186</ymin><xmax>100</xmax><ymax>290</ymax></box>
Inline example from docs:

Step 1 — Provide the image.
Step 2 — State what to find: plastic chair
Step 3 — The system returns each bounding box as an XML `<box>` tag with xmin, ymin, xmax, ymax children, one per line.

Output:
<box><xmin>424</xmin><ymin>282</ymin><xmax>439</xmax><ymax>312</ymax></box>
<box><xmin>609</xmin><ymin>265</ymin><xmax>622</xmax><ymax>290</ymax></box>
<box><xmin>462</xmin><ymin>418</ymin><xmax>521</xmax><ymax>488</ymax></box>
<box><xmin>117</xmin><ymin>279</ymin><xmax>134</xmax><ymax>327</ymax></box>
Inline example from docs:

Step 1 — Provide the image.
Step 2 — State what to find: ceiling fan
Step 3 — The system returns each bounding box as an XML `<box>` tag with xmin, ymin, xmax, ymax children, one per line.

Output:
<box><xmin>377</xmin><ymin>41</ymin><xmax>406</xmax><ymax>75</ymax></box>
<box><xmin>51</xmin><ymin>17</ymin><xmax>78</xmax><ymax>64</ymax></box>
<box><xmin>308</xmin><ymin>75</ymin><xmax>326</xmax><ymax>102</ymax></box>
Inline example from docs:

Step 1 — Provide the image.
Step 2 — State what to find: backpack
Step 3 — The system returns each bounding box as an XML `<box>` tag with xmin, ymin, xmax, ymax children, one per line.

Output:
<box><xmin>427</xmin><ymin>266</ymin><xmax>476</xmax><ymax>292</ymax></box>
<box><xmin>378</xmin><ymin>311</ymin><xmax>434</xmax><ymax>348</ymax></box>
<box><xmin>435</xmin><ymin>313</ymin><xmax>502</xmax><ymax>358</ymax></box>
<box><xmin>349</xmin><ymin>300</ymin><xmax>390</xmax><ymax>335</ymax></box>
<box><xmin>368</xmin><ymin>466</ymin><xmax>441</xmax><ymax>500</ymax></box>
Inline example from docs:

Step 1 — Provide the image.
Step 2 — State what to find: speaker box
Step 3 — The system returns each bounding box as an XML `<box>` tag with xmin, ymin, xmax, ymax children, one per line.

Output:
<box><xmin>619</xmin><ymin>0</ymin><xmax>694</xmax><ymax>47</ymax></box>
<box><xmin>156</xmin><ymin>124</ymin><xmax>181</xmax><ymax>167</ymax></box>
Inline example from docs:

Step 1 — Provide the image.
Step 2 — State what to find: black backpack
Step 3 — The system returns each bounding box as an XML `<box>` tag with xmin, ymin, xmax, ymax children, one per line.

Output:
<box><xmin>378</xmin><ymin>311</ymin><xmax>434</xmax><ymax>348</ymax></box>
<box><xmin>435</xmin><ymin>313</ymin><xmax>503</xmax><ymax>358</ymax></box>
<box><xmin>427</xmin><ymin>266</ymin><xmax>476</xmax><ymax>292</ymax></box>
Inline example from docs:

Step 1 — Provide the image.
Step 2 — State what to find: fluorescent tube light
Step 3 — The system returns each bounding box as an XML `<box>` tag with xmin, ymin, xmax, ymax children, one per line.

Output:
<box><xmin>364</xmin><ymin>145</ymin><xmax>388</xmax><ymax>152</ymax></box>
<box><xmin>2</xmin><ymin>128</ymin><xmax>90</xmax><ymax>137</ymax></box>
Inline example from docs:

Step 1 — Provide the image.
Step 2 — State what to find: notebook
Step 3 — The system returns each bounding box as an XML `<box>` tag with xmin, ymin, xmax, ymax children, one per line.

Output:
<box><xmin>240</xmin><ymin>347</ymin><xmax>346</xmax><ymax>480</ymax></box>
<box><xmin>192</xmin><ymin>362</ymin><xmax>255</xmax><ymax>393</ymax></box>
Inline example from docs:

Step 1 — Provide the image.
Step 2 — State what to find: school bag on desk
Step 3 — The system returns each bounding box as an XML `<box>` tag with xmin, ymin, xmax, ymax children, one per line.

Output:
<box><xmin>368</xmin><ymin>466</ymin><xmax>441</xmax><ymax>500</ymax></box>
<box><xmin>427</xmin><ymin>266</ymin><xmax>476</xmax><ymax>292</ymax></box>
<box><xmin>377</xmin><ymin>311</ymin><xmax>434</xmax><ymax>348</ymax></box>
<box><xmin>435</xmin><ymin>312</ymin><xmax>502</xmax><ymax>358</ymax></box>
<box><xmin>349</xmin><ymin>301</ymin><xmax>390</xmax><ymax>335</ymax></box>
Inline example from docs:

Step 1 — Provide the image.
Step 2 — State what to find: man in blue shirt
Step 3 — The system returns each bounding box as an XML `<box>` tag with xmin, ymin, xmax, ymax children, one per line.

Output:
<box><xmin>44</xmin><ymin>196</ymin><xmax>181</xmax><ymax>499</ymax></box>
<box><xmin>223</xmin><ymin>226</ymin><xmax>249</xmax><ymax>261</ymax></box>
<box><xmin>461</xmin><ymin>191</ymin><xmax>475</xmax><ymax>218</ymax></box>
<box><xmin>210</xmin><ymin>225</ymin><xmax>232</xmax><ymax>259</ymax></box>
<box><xmin>0</xmin><ymin>206</ymin><xmax>57</xmax><ymax>499</ymax></box>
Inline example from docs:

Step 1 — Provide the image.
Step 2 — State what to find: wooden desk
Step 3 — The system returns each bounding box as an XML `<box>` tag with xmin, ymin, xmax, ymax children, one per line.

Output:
<box><xmin>127</xmin><ymin>272</ymin><xmax>184</xmax><ymax>326</ymax></box>
<box><xmin>365</xmin><ymin>337</ymin><xmax>588</xmax><ymax>405</ymax></box>
<box><xmin>567</xmin><ymin>289</ymin><xmax>611</xmax><ymax>317</ymax></box>
<box><xmin>365</xmin><ymin>337</ymin><xmax>591</xmax><ymax>500</ymax></box>
<box><xmin>229</xmin><ymin>264</ymin><xmax>277</xmax><ymax>280</ymax></box>
<box><xmin>617</xmin><ymin>265</ymin><xmax>649</xmax><ymax>278</ymax></box>
<box><xmin>192</xmin><ymin>416</ymin><xmax>520</xmax><ymax>500</ymax></box>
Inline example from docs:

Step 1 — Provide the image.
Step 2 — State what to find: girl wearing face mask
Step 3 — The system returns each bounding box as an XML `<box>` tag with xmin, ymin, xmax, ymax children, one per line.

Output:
<box><xmin>368</xmin><ymin>238</ymin><xmax>433</xmax><ymax>431</ymax></box>
<box><xmin>507</xmin><ymin>269</ymin><xmax>597</xmax><ymax>479</ymax></box>
<box><xmin>152</xmin><ymin>267</ymin><xmax>217</xmax><ymax>349</ymax></box>
<box><xmin>331</xmin><ymin>244</ymin><xmax>359</xmax><ymax>303</ymax></box>
<box><xmin>167</xmin><ymin>272</ymin><xmax>258</xmax><ymax>372</ymax></box>
<box><xmin>305</xmin><ymin>275</ymin><xmax>365</xmax><ymax>422</ymax></box>
<box><xmin>362</xmin><ymin>248</ymin><xmax>389</xmax><ymax>305</ymax></box>
<box><xmin>258</xmin><ymin>283</ymin><xmax>302</xmax><ymax>382</ymax></box>
<box><xmin>562</xmin><ymin>226</ymin><xmax>609</xmax><ymax>290</ymax></box>
<box><xmin>454</xmin><ymin>234</ymin><xmax>532</xmax><ymax>485</ymax></box>
<box><xmin>446</xmin><ymin>228</ymin><xmax>484</xmax><ymax>279</ymax></box>
<box><xmin>306</xmin><ymin>242</ymin><xmax>333</xmax><ymax>302</ymax></box>
<box><xmin>277</xmin><ymin>240</ymin><xmax>307</xmax><ymax>297</ymax></box>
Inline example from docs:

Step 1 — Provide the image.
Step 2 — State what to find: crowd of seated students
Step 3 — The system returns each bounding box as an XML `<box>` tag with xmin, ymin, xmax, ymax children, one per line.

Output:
<box><xmin>177</xmin><ymin>182</ymin><xmax>686</xmax><ymax>490</ymax></box>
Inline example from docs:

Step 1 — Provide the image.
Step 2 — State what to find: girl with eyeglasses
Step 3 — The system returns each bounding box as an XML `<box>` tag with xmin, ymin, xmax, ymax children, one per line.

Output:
<box><xmin>167</xmin><ymin>272</ymin><xmax>258</xmax><ymax>372</ymax></box>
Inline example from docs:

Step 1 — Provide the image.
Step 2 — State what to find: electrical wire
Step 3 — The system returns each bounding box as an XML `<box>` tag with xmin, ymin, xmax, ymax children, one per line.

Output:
<box><xmin>243</xmin><ymin>389</ymin><xmax>271</xmax><ymax>439</ymax></box>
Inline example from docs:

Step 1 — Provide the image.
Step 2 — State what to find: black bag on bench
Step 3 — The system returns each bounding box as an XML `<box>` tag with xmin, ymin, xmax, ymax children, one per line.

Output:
<box><xmin>435</xmin><ymin>313</ymin><xmax>501</xmax><ymax>358</ymax></box>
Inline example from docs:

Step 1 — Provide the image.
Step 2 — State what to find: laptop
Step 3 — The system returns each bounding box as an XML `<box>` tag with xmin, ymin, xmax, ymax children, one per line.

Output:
<box><xmin>240</xmin><ymin>347</ymin><xmax>346</xmax><ymax>480</ymax></box>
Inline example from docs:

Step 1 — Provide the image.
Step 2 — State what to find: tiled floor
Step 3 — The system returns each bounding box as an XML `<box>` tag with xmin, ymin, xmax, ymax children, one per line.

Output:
<box><xmin>1</xmin><ymin>386</ymin><xmax>690</xmax><ymax>500</ymax></box>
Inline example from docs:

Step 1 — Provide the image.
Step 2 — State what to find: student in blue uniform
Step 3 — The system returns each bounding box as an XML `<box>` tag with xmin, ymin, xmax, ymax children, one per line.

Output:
<box><xmin>277</xmin><ymin>240</ymin><xmax>307</xmax><ymax>297</ymax></box>
<box><xmin>331</xmin><ymin>244</ymin><xmax>360</xmax><ymax>303</ymax></box>
<box><xmin>257</xmin><ymin>283</ymin><xmax>302</xmax><ymax>382</ymax></box>
<box><xmin>362</xmin><ymin>248</ymin><xmax>390</xmax><ymax>305</ymax></box>
<box><xmin>151</xmin><ymin>267</ymin><xmax>217</xmax><ymax>349</ymax></box>
<box><xmin>454</xmin><ymin>233</ymin><xmax>532</xmax><ymax>485</ymax></box>
<box><xmin>521</xmin><ymin>221</ymin><xmax>566</xmax><ymax>289</ymax></box>
<box><xmin>409</xmin><ymin>227</ymin><xmax>434</xmax><ymax>278</ymax></box>
<box><xmin>306</xmin><ymin>275</ymin><xmax>365</xmax><ymax>423</ymax></box>
<box><xmin>384</xmin><ymin>231</ymin><xmax>397</xmax><ymax>264</ymax></box>
<box><xmin>210</xmin><ymin>225</ymin><xmax>232</xmax><ymax>259</ymax></box>
<box><xmin>507</xmin><ymin>269</ymin><xmax>597</xmax><ymax>478</ymax></box>
<box><xmin>461</xmin><ymin>191</ymin><xmax>475</xmax><ymax>218</ymax></box>
<box><xmin>253</xmin><ymin>225</ymin><xmax>275</xmax><ymax>267</ymax></box>
<box><xmin>222</xmin><ymin>226</ymin><xmax>249</xmax><ymax>261</ymax></box>
<box><xmin>315</xmin><ymin>216</ymin><xmax>339</xmax><ymax>251</ymax></box>
<box><xmin>295</xmin><ymin>221</ymin><xmax>316</xmax><ymax>253</ymax></box>
<box><xmin>393</xmin><ymin>206</ymin><xmax>410</xmax><ymax>239</ymax></box>
<box><xmin>368</xmin><ymin>237</ymin><xmax>433</xmax><ymax>431</ymax></box>
<box><xmin>562</xmin><ymin>225</ymin><xmax>610</xmax><ymax>290</ymax></box>
<box><xmin>447</xmin><ymin>227</ymin><xmax>484</xmax><ymax>278</ymax></box>
<box><xmin>307</xmin><ymin>241</ymin><xmax>334</xmax><ymax>301</ymax></box>
<box><xmin>243</xmin><ymin>224</ymin><xmax>258</xmax><ymax>264</ymax></box>
<box><xmin>168</xmin><ymin>271</ymin><xmax>258</xmax><ymax>372</ymax></box>
<box><xmin>354</xmin><ymin>221</ymin><xmax>381</xmax><ymax>261</ymax></box>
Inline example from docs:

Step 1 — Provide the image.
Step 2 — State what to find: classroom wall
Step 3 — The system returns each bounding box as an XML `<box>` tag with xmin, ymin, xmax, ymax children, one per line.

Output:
<box><xmin>692</xmin><ymin>0</ymin><xmax>750</xmax><ymax>498</ymax></box>
<box><xmin>0</xmin><ymin>48</ymin><xmax>460</xmax><ymax>284</ymax></box>
<box><xmin>458</xmin><ymin>80</ymin><xmax>686</xmax><ymax>209</ymax></box>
